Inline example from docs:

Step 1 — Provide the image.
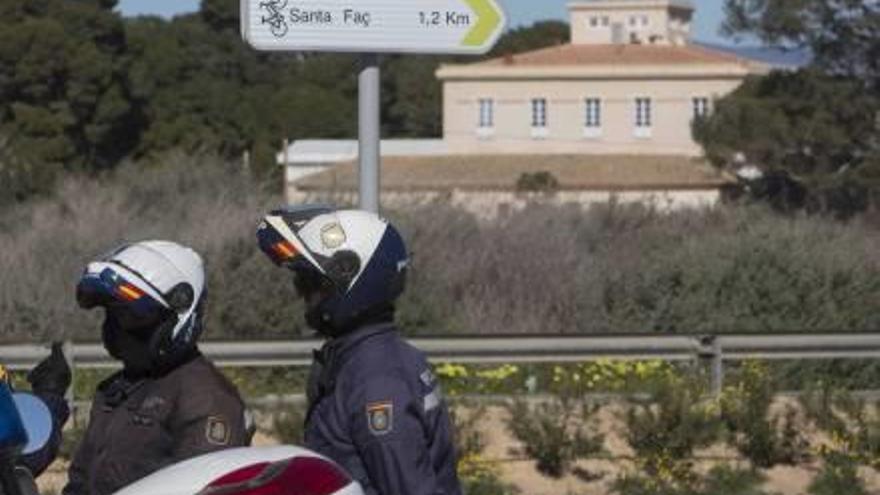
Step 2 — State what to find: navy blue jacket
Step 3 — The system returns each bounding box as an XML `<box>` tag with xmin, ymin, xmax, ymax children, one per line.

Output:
<box><xmin>304</xmin><ymin>324</ymin><xmax>462</xmax><ymax>495</ymax></box>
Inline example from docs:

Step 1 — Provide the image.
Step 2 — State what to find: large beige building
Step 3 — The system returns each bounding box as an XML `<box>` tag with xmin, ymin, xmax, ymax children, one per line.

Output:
<box><xmin>437</xmin><ymin>0</ymin><xmax>769</xmax><ymax>156</ymax></box>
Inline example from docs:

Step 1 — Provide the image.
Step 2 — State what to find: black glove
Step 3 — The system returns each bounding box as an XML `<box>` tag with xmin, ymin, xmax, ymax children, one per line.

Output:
<box><xmin>27</xmin><ymin>342</ymin><xmax>72</xmax><ymax>398</ymax></box>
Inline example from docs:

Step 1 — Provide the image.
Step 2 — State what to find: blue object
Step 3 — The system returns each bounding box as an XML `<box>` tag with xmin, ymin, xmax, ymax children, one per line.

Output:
<box><xmin>0</xmin><ymin>383</ymin><xmax>27</xmax><ymax>456</ymax></box>
<box><xmin>12</xmin><ymin>394</ymin><xmax>52</xmax><ymax>456</ymax></box>
<box><xmin>304</xmin><ymin>323</ymin><xmax>462</xmax><ymax>495</ymax></box>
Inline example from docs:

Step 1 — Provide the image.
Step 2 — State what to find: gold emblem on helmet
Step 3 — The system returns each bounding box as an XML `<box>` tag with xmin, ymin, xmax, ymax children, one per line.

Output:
<box><xmin>321</xmin><ymin>223</ymin><xmax>347</xmax><ymax>249</ymax></box>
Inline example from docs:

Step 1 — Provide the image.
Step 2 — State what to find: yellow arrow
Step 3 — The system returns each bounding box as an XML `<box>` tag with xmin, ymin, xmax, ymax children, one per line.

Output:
<box><xmin>462</xmin><ymin>0</ymin><xmax>503</xmax><ymax>47</ymax></box>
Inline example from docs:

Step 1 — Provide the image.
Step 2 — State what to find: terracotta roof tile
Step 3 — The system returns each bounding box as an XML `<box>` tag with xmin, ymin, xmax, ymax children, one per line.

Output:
<box><xmin>477</xmin><ymin>43</ymin><xmax>749</xmax><ymax>67</ymax></box>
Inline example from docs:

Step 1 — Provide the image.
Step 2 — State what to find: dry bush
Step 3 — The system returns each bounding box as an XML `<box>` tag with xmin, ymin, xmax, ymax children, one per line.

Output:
<box><xmin>1</xmin><ymin>155</ymin><xmax>878</xmax><ymax>343</ymax></box>
<box><xmin>396</xmin><ymin>201</ymin><xmax>880</xmax><ymax>335</ymax></box>
<box><xmin>0</xmin><ymin>153</ymin><xmax>305</xmax><ymax>343</ymax></box>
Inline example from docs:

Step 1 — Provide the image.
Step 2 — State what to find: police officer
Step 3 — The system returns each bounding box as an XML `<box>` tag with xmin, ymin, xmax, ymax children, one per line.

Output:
<box><xmin>63</xmin><ymin>241</ymin><xmax>252</xmax><ymax>495</ymax></box>
<box><xmin>257</xmin><ymin>206</ymin><xmax>462</xmax><ymax>495</ymax></box>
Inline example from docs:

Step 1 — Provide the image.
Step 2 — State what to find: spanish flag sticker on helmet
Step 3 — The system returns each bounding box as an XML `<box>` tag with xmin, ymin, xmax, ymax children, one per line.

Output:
<box><xmin>271</xmin><ymin>240</ymin><xmax>299</xmax><ymax>262</ymax></box>
<box><xmin>116</xmin><ymin>283</ymin><xmax>145</xmax><ymax>302</ymax></box>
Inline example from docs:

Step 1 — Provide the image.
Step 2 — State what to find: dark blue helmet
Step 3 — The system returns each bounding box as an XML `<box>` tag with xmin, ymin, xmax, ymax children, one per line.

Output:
<box><xmin>257</xmin><ymin>206</ymin><xmax>409</xmax><ymax>337</ymax></box>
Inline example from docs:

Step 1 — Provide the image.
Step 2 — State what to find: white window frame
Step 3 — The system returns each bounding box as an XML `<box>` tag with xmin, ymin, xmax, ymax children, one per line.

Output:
<box><xmin>531</xmin><ymin>98</ymin><xmax>548</xmax><ymax>139</ymax></box>
<box><xmin>634</xmin><ymin>97</ymin><xmax>653</xmax><ymax>138</ymax></box>
<box><xmin>589</xmin><ymin>16</ymin><xmax>610</xmax><ymax>30</ymax></box>
<box><xmin>692</xmin><ymin>97</ymin><xmax>710</xmax><ymax>120</ymax></box>
<box><xmin>583</xmin><ymin>98</ymin><xmax>603</xmax><ymax>139</ymax></box>
<box><xmin>477</xmin><ymin>98</ymin><xmax>495</xmax><ymax>138</ymax></box>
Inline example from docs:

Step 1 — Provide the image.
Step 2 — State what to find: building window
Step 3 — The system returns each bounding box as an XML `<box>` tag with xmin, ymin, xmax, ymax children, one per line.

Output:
<box><xmin>635</xmin><ymin>98</ymin><xmax>652</xmax><ymax>127</ymax></box>
<box><xmin>635</xmin><ymin>97</ymin><xmax>652</xmax><ymax>138</ymax></box>
<box><xmin>589</xmin><ymin>16</ymin><xmax>599</xmax><ymax>27</ymax></box>
<box><xmin>531</xmin><ymin>98</ymin><xmax>547</xmax><ymax>128</ymax></box>
<box><xmin>585</xmin><ymin>98</ymin><xmax>602</xmax><ymax>128</ymax></box>
<box><xmin>630</xmin><ymin>15</ymin><xmax>649</xmax><ymax>28</ymax></box>
<box><xmin>692</xmin><ymin>97</ymin><xmax>710</xmax><ymax>119</ymax></box>
<box><xmin>478</xmin><ymin>98</ymin><xmax>494</xmax><ymax>128</ymax></box>
<box><xmin>601</xmin><ymin>16</ymin><xmax>610</xmax><ymax>26</ymax></box>
<box><xmin>531</xmin><ymin>98</ymin><xmax>548</xmax><ymax>138</ymax></box>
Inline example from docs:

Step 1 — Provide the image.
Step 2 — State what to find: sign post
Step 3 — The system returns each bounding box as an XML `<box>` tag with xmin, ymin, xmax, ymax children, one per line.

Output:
<box><xmin>242</xmin><ymin>0</ymin><xmax>506</xmax><ymax>211</ymax></box>
<box><xmin>358</xmin><ymin>54</ymin><xmax>381</xmax><ymax>214</ymax></box>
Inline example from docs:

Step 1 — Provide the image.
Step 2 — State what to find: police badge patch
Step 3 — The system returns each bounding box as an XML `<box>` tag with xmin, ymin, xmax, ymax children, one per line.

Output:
<box><xmin>366</xmin><ymin>401</ymin><xmax>393</xmax><ymax>436</ymax></box>
<box><xmin>205</xmin><ymin>416</ymin><xmax>231</xmax><ymax>445</ymax></box>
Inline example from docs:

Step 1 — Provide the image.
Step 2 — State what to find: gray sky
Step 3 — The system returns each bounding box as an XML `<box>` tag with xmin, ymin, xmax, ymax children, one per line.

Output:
<box><xmin>116</xmin><ymin>0</ymin><xmax>738</xmax><ymax>45</ymax></box>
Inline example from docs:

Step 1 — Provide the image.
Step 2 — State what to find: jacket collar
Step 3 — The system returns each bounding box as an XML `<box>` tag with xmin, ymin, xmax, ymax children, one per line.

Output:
<box><xmin>322</xmin><ymin>322</ymin><xmax>396</xmax><ymax>362</ymax></box>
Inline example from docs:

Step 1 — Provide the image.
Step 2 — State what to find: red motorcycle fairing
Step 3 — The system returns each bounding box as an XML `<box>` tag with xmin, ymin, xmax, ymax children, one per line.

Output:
<box><xmin>202</xmin><ymin>456</ymin><xmax>351</xmax><ymax>495</ymax></box>
<box><xmin>111</xmin><ymin>446</ymin><xmax>364</xmax><ymax>495</ymax></box>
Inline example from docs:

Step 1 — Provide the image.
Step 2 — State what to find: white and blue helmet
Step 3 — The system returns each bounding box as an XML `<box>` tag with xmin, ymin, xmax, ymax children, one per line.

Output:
<box><xmin>76</xmin><ymin>241</ymin><xmax>207</xmax><ymax>369</ymax></box>
<box><xmin>257</xmin><ymin>206</ymin><xmax>409</xmax><ymax>336</ymax></box>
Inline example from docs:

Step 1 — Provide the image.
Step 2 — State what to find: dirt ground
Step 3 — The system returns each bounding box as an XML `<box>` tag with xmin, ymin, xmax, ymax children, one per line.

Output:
<box><xmin>36</xmin><ymin>403</ymin><xmax>880</xmax><ymax>495</ymax></box>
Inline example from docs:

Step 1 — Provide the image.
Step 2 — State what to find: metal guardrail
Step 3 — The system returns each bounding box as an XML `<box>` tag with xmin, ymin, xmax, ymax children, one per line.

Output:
<box><xmin>4</xmin><ymin>333</ymin><xmax>879</xmax><ymax>400</ymax></box>
<box><xmin>4</xmin><ymin>333</ymin><xmax>880</xmax><ymax>369</ymax></box>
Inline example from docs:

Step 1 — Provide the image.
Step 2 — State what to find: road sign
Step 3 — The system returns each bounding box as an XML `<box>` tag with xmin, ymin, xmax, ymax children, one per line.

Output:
<box><xmin>241</xmin><ymin>0</ymin><xmax>507</xmax><ymax>55</ymax></box>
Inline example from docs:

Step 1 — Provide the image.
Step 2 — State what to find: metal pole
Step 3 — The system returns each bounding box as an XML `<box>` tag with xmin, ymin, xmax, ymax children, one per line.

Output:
<box><xmin>282</xmin><ymin>138</ymin><xmax>290</xmax><ymax>202</ymax></box>
<box><xmin>711</xmin><ymin>339</ymin><xmax>724</xmax><ymax>398</ymax></box>
<box><xmin>62</xmin><ymin>340</ymin><xmax>76</xmax><ymax>427</ymax></box>
<box><xmin>358</xmin><ymin>53</ymin><xmax>381</xmax><ymax>213</ymax></box>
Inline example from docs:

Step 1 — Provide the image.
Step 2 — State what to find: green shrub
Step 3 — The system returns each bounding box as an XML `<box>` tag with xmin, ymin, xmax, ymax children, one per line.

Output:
<box><xmin>721</xmin><ymin>361</ymin><xmax>809</xmax><ymax>468</ymax></box>
<box><xmin>506</xmin><ymin>397</ymin><xmax>604</xmax><ymax>478</ymax></box>
<box><xmin>515</xmin><ymin>171</ymin><xmax>559</xmax><ymax>194</ymax></box>
<box><xmin>272</xmin><ymin>409</ymin><xmax>305</xmax><ymax>445</ymax></box>
<box><xmin>701</xmin><ymin>466</ymin><xmax>770</xmax><ymax>495</ymax></box>
<box><xmin>58</xmin><ymin>424</ymin><xmax>88</xmax><ymax>461</ymax></box>
<box><xmin>459</xmin><ymin>468</ymin><xmax>520</xmax><ymax>495</ymax></box>
<box><xmin>801</xmin><ymin>383</ymin><xmax>880</xmax><ymax>469</ymax></box>
<box><xmin>449</xmin><ymin>402</ymin><xmax>519</xmax><ymax>495</ymax></box>
<box><xmin>0</xmin><ymin>136</ymin><xmax>56</xmax><ymax>206</ymax></box>
<box><xmin>808</xmin><ymin>452</ymin><xmax>869</xmax><ymax>495</ymax></box>
<box><xmin>613</xmin><ymin>465</ymin><xmax>771</xmax><ymax>495</ymax></box>
<box><xmin>448</xmin><ymin>401</ymin><xmax>488</xmax><ymax>460</ymax></box>
<box><xmin>624</xmin><ymin>373</ymin><xmax>720</xmax><ymax>478</ymax></box>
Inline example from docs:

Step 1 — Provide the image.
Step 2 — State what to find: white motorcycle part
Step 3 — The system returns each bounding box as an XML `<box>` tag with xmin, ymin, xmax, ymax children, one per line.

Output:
<box><xmin>112</xmin><ymin>446</ymin><xmax>364</xmax><ymax>495</ymax></box>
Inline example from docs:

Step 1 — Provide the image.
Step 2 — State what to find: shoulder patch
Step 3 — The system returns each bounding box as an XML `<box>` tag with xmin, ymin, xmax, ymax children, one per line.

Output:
<box><xmin>205</xmin><ymin>416</ymin><xmax>231</xmax><ymax>446</ymax></box>
<box><xmin>366</xmin><ymin>401</ymin><xmax>393</xmax><ymax>436</ymax></box>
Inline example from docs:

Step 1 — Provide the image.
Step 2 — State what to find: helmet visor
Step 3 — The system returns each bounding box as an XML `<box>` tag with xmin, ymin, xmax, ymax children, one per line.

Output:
<box><xmin>257</xmin><ymin>219</ymin><xmax>316</xmax><ymax>271</ymax></box>
<box><xmin>76</xmin><ymin>268</ymin><xmax>172</xmax><ymax>327</ymax></box>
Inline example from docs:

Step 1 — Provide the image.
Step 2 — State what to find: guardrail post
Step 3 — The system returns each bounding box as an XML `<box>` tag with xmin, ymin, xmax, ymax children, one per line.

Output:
<box><xmin>711</xmin><ymin>339</ymin><xmax>723</xmax><ymax>398</ymax></box>
<box><xmin>697</xmin><ymin>336</ymin><xmax>724</xmax><ymax>398</ymax></box>
<box><xmin>62</xmin><ymin>340</ymin><xmax>76</xmax><ymax>427</ymax></box>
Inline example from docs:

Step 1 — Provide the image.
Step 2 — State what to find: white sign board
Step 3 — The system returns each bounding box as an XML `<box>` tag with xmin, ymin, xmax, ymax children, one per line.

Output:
<box><xmin>241</xmin><ymin>0</ymin><xmax>506</xmax><ymax>55</ymax></box>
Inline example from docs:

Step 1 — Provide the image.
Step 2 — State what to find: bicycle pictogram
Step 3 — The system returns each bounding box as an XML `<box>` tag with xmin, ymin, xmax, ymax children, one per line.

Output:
<box><xmin>259</xmin><ymin>0</ymin><xmax>289</xmax><ymax>38</ymax></box>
